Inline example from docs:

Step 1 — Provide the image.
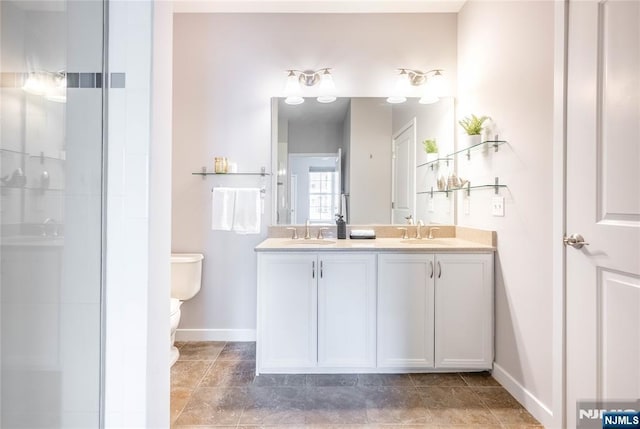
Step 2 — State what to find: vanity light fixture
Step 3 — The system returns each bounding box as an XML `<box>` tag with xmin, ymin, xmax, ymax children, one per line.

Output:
<box><xmin>387</xmin><ymin>68</ymin><xmax>445</xmax><ymax>104</ymax></box>
<box><xmin>283</xmin><ymin>68</ymin><xmax>337</xmax><ymax>105</ymax></box>
<box><xmin>22</xmin><ymin>72</ymin><xmax>47</xmax><ymax>95</ymax></box>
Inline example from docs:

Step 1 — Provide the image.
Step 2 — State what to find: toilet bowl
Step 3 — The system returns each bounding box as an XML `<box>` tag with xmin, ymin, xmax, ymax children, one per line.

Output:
<box><xmin>170</xmin><ymin>253</ymin><xmax>203</xmax><ymax>366</ymax></box>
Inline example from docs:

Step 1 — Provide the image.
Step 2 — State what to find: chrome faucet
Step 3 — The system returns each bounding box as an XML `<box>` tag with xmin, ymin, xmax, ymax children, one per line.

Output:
<box><xmin>286</xmin><ymin>227</ymin><xmax>298</xmax><ymax>240</ymax></box>
<box><xmin>428</xmin><ymin>227</ymin><xmax>440</xmax><ymax>239</ymax></box>
<box><xmin>41</xmin><ymin>218</ymin><xmax>59</xmax><ymax>237</ymax></box>
<box><xmin>404</xmin><ymin>214</ymin><xmax>414</xmax><ymax>225</ymax></box>
<box><xmin>304</xmin><ymin>219</ymin><xmax>311</xmax><ymax>239</ymax></box>
<box><xmin>416</xmin><ymin>220</ymin><xmax>424</xmax><ymax>239</ymax></box>
<box><xmin>397</xmin><ymin>227</ymin><xmax>408</xmax><ymax>240</ymax></box>
<box><xmin>317</xmin><ymin>227</ymin><xmax>329</xmax><ymax>240</ymax></box>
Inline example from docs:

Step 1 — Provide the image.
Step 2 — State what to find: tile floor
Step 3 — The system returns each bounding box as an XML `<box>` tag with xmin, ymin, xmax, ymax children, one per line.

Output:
<box><xmin>171</xmin><ymin>341</ymin><xmax>542</xmax><ymax>428</ymax></box>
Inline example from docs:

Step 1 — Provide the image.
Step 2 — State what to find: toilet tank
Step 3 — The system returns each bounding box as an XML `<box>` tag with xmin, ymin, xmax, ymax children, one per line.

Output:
<box><xmin>171</xmin><ymin>253</ymin><xmax>204</xmax><ymax>300</ymax></box>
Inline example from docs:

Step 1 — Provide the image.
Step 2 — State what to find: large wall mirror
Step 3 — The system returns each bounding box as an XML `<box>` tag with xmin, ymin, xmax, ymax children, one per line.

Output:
<box><xmin>272</xmin><ymin>97</ymin><xmax>455</xmax><ymax>225</ymax></box>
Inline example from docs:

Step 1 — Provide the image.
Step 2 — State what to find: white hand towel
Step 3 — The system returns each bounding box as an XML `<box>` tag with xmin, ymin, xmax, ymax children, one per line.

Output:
<box><xmin>232</xmin><ymin>188</ymin><xmax>261</xmax><ymax>234</ymax></box>
<box><xmin>211</xmin><ymin>187</ymin><xmax>235</xmax><ymax>231</ymax></box>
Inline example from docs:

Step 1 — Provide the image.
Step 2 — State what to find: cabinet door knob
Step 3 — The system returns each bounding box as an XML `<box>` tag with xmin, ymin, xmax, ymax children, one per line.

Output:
<box><xmin>312</xmin><ymin>261</ymin><xmax>315</xmax><ymax>279</ymax></box>
<box><xmin>429</xmin><ymin>261</ymin><xmax>434</xmax><ymax>278</ymax></box>
<box><xmin>437</xmin><ymin>261</ymin><xmax>442</xmax><ymax>279</ymax></box>
<box><xmin>320</xmin><ymin>260</ymin><xmax>324</xmax><ymax>278</ymax></box>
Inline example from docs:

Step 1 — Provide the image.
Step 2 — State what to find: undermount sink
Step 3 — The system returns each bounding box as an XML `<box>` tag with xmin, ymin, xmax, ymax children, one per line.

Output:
<box><xmin>284</xmin><ymin>239</ymin><xmax>337</xmax><ymax>245</ymax></box>
<box><xmin>400</xmin><ymin>238</ymin><xmax>452</xmax><ymax>245</ymax></box>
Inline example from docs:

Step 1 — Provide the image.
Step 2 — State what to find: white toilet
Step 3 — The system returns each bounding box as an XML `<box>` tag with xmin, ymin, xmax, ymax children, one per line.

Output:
<box><xmin>170</xmin><ymin>253</ymin><xmax>204</xmax><ymax>366</ymax></box>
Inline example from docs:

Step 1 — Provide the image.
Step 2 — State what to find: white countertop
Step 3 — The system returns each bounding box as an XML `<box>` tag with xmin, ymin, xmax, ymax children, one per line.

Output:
<box><xmin>255</xmin><ymin>237</ymin><xmax>495</xmax><ymax>252</ymax></box>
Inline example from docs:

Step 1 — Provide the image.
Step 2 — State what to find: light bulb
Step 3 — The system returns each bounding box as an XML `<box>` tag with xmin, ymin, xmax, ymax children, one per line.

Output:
<box><xmin>285</xmin><ymin>96</ymin><xmax>304</xmax><ymax>105</ymax></box>
<box><xmin>395</xmin><ymin>70</ymin><xmax>411</xmax><ymax>94</ymax></box>
<box><xmin>386</xmin><ymin>96</ymin><xmax>407</xmax><ymax>104</ymax></box>
<box><xmin>317</xmin><ymin>70</ymin><xmax>336</xmax><ymax>103</ymax></box>
<box><xmin>284</xmin><ymin>70</ymin><xmax>303</xmax><ymax>105</ymax></box>
<box><xmin>386</xmin><ymin>69</ymin><xmax>409</xmax><ymax>104</ymax></box>
<box><xmin>430</xmin><ymin>70</ymin><xmax>445</xmax><ymax>96</ymax></box>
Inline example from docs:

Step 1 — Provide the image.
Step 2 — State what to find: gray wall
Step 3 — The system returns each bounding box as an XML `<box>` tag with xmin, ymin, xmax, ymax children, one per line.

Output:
<box><xmin>349</xmin><ymin>98</ymin><xmax>392</xmax><ymax>224</ymax></box>
<box><xmin>288</xmin><ymin>121</ymin><xmax>344</xmax><ymax>154</ymax></box>
<box><xmin>457</xmin><ymin>1</ymin><xmax>554</xmax><ymax>422</ymax></box>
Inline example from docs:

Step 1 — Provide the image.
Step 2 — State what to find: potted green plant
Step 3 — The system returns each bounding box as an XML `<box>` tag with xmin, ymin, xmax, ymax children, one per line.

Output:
<box><xmin>458</xmin><ymin>114</ymin><xmax>490</xmax><ymax>147</ymax></box>
<box><xmin>423</xmin><ymin>138</ymin><xmax>439</xmax><ymax>162</ymax></box>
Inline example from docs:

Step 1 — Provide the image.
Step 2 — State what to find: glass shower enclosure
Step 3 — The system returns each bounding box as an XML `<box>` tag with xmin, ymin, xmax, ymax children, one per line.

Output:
<box><xmin>1</xmin><ymin>0</ymin><xmax>105</xmax><ymax>426</ymax></box>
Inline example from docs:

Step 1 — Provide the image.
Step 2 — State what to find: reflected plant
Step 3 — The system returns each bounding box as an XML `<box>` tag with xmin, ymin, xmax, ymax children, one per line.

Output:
<box><xmin>423</xmin><ymin>139</ymin><xmax>438</xmax><ymax>154</ymax></box>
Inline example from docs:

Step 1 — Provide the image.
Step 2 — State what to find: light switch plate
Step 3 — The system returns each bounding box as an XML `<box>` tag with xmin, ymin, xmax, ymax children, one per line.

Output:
<box><xmin>492</xmin><ymin>196</ymin><xmax>505</xmax><ymax>216</ymax></box>
<box><xmin>428</xmin><ymin>198</ymin><xmax>435</xmax><ymax>212</ymax></box>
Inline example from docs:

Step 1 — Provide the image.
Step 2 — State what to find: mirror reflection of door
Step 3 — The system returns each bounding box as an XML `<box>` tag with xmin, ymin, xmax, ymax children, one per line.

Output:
<box><xmin>391</xmin><ymin>120</ymin><xmax>416</xmax><ymax>224</ymax></box>
<box><xmin>288</xmin><ymin>153</ymin><xmax>341</xmax><ymax>225</ymax></box>
<box><xmin>289</xmin><ymin>174</ymin><xmax>298</xmax><ymax>224</ymax></box>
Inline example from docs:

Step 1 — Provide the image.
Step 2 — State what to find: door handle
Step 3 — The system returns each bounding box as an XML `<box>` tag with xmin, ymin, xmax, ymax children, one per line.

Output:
<box><xmin>429</xmin><ymin>261</ymin><xmax>434</xmax><ymax>278</ymax></box>
<box><xmin>312</xmin><ymin>261</ymin><xmax>315</xmax><ymax>278</ymax></box>
<box><xmin>320</xmin><ymin>260</ymin><xmax>323</xmax><ymax>278</ymax></box>
<box><xmin>437</xmin><ymin>261</ymin><xmax>442</xmax><ymax>279</ymax></box>
<box><xmin>563</xmin><ymin>233</ymin><xmax>590</xmax><ymax>249</ymax></box>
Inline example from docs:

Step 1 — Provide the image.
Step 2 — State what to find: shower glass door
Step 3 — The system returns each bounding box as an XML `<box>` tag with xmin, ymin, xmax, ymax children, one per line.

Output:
<box><xmin>1</xmin><ymin>0</ymin><xmax>105</xmax><ymax>426</ymax></box>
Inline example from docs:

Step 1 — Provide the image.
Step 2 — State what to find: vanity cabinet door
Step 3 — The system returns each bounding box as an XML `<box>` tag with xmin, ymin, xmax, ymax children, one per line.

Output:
<box><xmin>377</xmin><ymin>253</ymin><xmax>435</xmax><ymax>369</ymax></box>
<box><xmin>317</xmin><ymin>253</ymin><xmax>376</xmax><ymax>368</ymax></box>
<box><xmin>257</xmin><ymin>253</ymin><xmax>318</xmax><ymax>371</ymax></box>
<box><xmin>434</xmin><ymin>253</ymin><xmax>494</xmax><ymax>369</ymax></box>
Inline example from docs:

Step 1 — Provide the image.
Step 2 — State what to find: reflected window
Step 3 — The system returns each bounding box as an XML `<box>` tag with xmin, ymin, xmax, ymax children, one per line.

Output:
<box><xmin>308</xmin><ymin>168</ymin><xmax>339</xmax><ymax>223</ymax></box>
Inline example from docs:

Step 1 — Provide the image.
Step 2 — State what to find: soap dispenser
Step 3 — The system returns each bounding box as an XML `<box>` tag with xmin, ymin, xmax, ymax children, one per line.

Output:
<box><xmin>335</xmin><ymin>214</ymin><xmax>346</xmax><ymax>239</ymax></box>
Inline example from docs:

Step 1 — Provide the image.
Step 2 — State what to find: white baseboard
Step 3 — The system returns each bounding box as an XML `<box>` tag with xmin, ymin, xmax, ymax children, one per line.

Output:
<box><xmin>492</xmin><ymin>363</ymin><xmax>553</xmax><ymax>428</ymax></box>
<box><xmin>175</xmin><ymin>328</ymin><xmax>256</xmax><ymax>342</ymax></box>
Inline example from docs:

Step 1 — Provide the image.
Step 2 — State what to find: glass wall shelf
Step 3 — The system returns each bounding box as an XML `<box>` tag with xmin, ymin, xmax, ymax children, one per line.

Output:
<box><xmin>192</xmin><ymin>172</ymin><xmax>270</xmax><ymax>176</ymax></box>
<box><xmin>448</xmin><ymin>139</ymin><xmax>507</xmax><ymax>160</ymax></box>
<box><xmin>417</xmin><ymin>177</ymin><xmax>506</xmax><ymax>197</ymax></box>
<box><xmin>417</xmin><ymin>157</ymin><xmax>453</xmax><ymax>170</ymax></box>
<box><xmin>192</xmin><ymin>166</ymin><xmax>271</xmax><ymax>179</ymax></box>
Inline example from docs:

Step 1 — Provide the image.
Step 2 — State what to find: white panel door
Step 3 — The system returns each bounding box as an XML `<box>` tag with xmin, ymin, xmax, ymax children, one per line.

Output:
<box><xmin>566</xmin><ymin>1</ymin><xmax>640</xmax><ymax>427</ymax></box>
<box><xmin>434</xmin><ymin>253</ymin><xmax>493</xmax><ymax>369</ymax></box>
<box><xmin>317</xmin><ymin>253</ymin><xmax>376</xmax><ymax>368</ymax></box>
<box><xmin>391</xmin><ymin>120</ymin><xmax>416</xmax><ymax>224</ymax></box>
<box><xmin>257</xmin><ymin>253</ymin><xmax>318</xmax><ymax>370</ymax></box>
<box><xmin>377</xmin><ymin>253</ymin><xmax>434</xmax><ymax>369</ymax></box>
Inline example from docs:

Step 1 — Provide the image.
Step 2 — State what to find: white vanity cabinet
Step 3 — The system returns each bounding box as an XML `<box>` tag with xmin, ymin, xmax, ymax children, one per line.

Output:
<box><xmin>377</xmin><ymin>253</ymin><xmax>435</xmax><ymax>369</ymax></box>
<box><xmin>435</xmin><ymin>253</ymin><xmax>494</xmax><ymax>369</ymax></box>
<box><xmin>257</xmin><ymin>252</ymin><xmax>376</xmax><ymax>372</ymax></box>
<box><xmin>257</xmin><ymin>253</ymin><xmax>318</xmax><ymax>370</ymax></box>
<box><xmin>377</xmin><ymin>252</ymin><xmax>494</xmax><ymax>371</ymax></box>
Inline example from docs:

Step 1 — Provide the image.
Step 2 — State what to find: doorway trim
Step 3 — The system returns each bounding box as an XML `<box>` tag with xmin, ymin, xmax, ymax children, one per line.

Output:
<box><xmin>551</xmin><ymin>1</ymin><xmax>569</xmax><ymax>428</ymax></box>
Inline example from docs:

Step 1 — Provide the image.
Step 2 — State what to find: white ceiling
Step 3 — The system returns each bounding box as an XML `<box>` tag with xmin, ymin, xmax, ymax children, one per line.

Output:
<box><xmin>173</xmin><ymin>0</ymin><xmax>465</xmax><ymax>14</ymax></box>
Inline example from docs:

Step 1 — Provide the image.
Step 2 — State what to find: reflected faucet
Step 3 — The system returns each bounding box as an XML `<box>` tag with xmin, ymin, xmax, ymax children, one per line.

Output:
<box><xmin>428</xmin><ymin>227</ymin><xmax>440</xmax><ymax>240</ymax></box>
<box><xmin>416</xmin><ymin>220</ymin><xmax>424</xmax><ymax>239</ymax></box>
<box><xmin>304</xmin><ymin>219</ymin><xmax>311</xmax><ymax>240</ymax></box>
<box><xmin>41</xmin><ymin>218</ymin><xmax>59</xmax><ymax>237</ymax></box>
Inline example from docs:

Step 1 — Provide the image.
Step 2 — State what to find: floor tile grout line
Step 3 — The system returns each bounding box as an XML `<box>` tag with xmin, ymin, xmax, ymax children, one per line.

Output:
<box><xmin>173</xmin><ymin>342</ymin><xmax>226</xmax><ymax>425</ymax></box>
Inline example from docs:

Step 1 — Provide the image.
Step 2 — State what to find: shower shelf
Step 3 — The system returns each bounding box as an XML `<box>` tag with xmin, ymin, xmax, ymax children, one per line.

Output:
<box><xmin>29</xmin><ymin>154</ymin><xmax>66</xmax><ymax>162</ymax></box>
<box><xmin>1</xmin><ymin>185</ymin><xmax>64</xmax><ymax>191</ymax></box>
<box><xmin>0</xmin><ymin>148</ymin><xmax>28</xmax><ymax>156</ymax></box>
